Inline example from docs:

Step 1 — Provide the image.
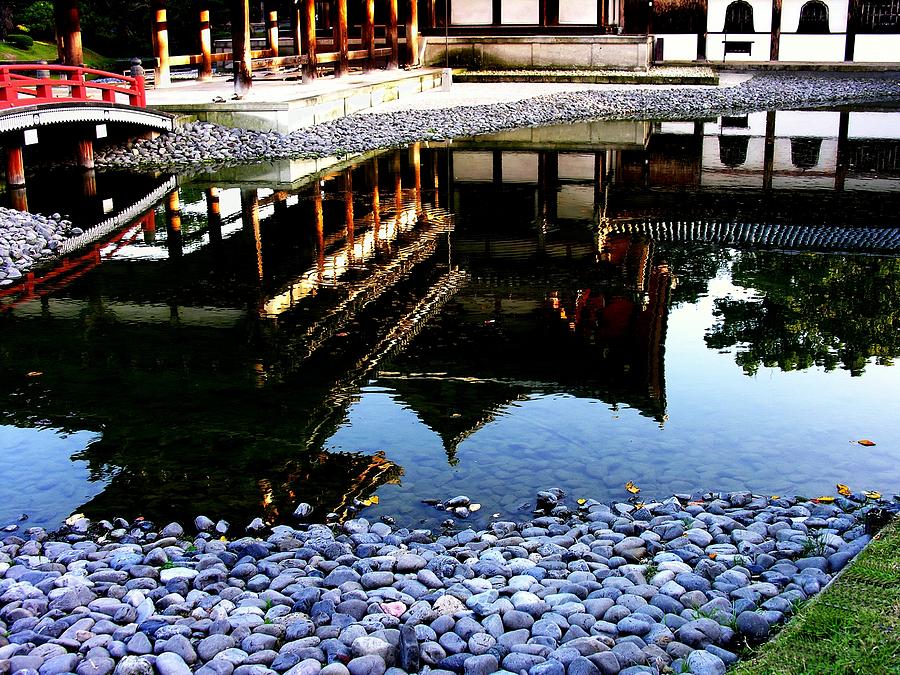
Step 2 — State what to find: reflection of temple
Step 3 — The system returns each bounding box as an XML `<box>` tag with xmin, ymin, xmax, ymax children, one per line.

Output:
<box><xmin>0</xmin><ymin>146</ymin><xmax>452</xmax><ymax>525</ymax></box>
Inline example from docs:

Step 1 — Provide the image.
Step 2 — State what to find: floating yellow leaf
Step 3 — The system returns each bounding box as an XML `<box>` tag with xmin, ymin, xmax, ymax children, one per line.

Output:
<box><xmin>770</xmin><ymin>496</ymin><xmax>780</xmax><ymax>500</ymax></box>
<box><xmin>634</xmin><ymin>502</ymin><xmax>646</xmax><ymax>509</ymax></box>
<box><xmin>813</xmin><ymin>496</ymin><xmax>835</xmax><ymax>503</ymax></box>
<box><xmin>836</xmin><ymin>484</ymin><xmax>852</xmax><ymax>497</ymax></box>
<box><xmin>370</xmin><ymin>495</ymin><xmax>380</xmax><ymax>505</ymax></box>
<box><xmin>857</xmin><ymin>439</ymin><xmax>877</xmax><ymax>447</ymax></box>
<box><xmin>577</xmin><ymin>498</ymin><xmax>587</xmax><ymax>506</ymax></box>
<box><xmin>865</xmin><ymin>491</ymin><xmax>882</xmax><ymax>500</ymax></box>
<box><xmin>625</xmin><ymin>481</ymin><xmax>640</xmax><ymax>495</ymax></box>
<box><xmin>359</xmin><ymin>499</ymin><xmax>373</xmax><ymax>507</ymax></box>
<box><xmin>220</xmin><ymin>536</ymin><xmax>227</xmax><ymax>541</ymax></box>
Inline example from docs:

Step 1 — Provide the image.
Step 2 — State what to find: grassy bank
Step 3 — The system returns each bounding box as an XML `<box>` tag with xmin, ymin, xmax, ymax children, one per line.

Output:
<box><xmin>734</xmin><ymin>517</ymin><xmax>900</xmax><ymax>674</ymax></box>
<box><xmin>0</xmin><ymin>39</ymin><xmax>114</xmax><ymax>70</ymax></box>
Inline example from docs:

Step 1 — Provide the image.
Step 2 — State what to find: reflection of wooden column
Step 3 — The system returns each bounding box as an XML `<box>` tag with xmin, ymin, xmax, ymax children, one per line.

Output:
<box><xmin>343</xmin><ymin>170</ymin><xmax>355</xmax><ymax>261</ymax></box>
<box><xmin>412</xmin><ymin>143</ymin><xmax>422</xmax><ymax>215</ymax></box>
<box><xmin>387</xmin><ymin>0</ymin><xmax>399</xmax><ymax>69</ymax></box>
<box><xmin>770</xmin><ymin>0</ymin><xmax>782</xmax><ymax>61</ymax></box>
<box><xmin>313</xmin><ymin>186</ymin><xmax>324</xmax><ymax>281</ymax></box>
<box><xmin>593</xmin><ymin>152</ymin><xmax>602</xmax><ymax>217</ymax></box>
<box><xmin>334</xmin><ymin>0</ymin><xmax>349</xmax><ymax>76</ymax></box>
<box><xmin>303</xmin><ymin>0</ymin><xmax>318</xmax><ymax>80</ymax></box>
<box><xmin>199</xmin><ymin>3</ymin><xmax>213</xmax><ymax>81</ymax></box>
<box><xmin>232</xmin><ymin>0</ymin><xmax>253</xmax><ymax>97</ymax></box>
<box><xmin>142</xmin><ymin>210</ymin><xmax>157</xmax><ymax>244</ymax></box>
<box><xmin>206</xmin><ymin>187</ymin><xmax>223</xmax><ymax>246</ymax></box>
<box><xmin>152</xmin><ymin>0</ymin><xmax>170</xmax><ymax>86</ymax></box>
<box><xmin>406</xmin><ymin>0</ymin><xmax>419</xmax><ymax>66</ymax></box>
<box><xmin>370</xmin><ymin>159</ymin><xmax>381</xmax><ymax>235</ymax></box>
<box><xmin>363</xmin><ymin>0</ymin><xmax>376</xmax><ymax>71</ymax></box>
<box><xmin>539</xmin><ymin>151</ymin><xmax>558</xmax><ymax>222</ymax></box>
<box><xmin>835</xmin><ymin>111</ymin><xmax>850</xmax><ymax>192</ymax></box>
<box><xmin>492</xmin><ymin>150</ymin><xmax>503</xmax><ymax>188</ymax></box>
<box><xmin>432</xmin><ymin>151</ymin><xmax>440</xmax><ymax>208</ymax></box>
<box><xmin>241</xmin><ymin>188</ymin><xmax>262</xmax><ymax>281</ymax></box>
<box><xmin>9</xmin><ymin>187</ymin><xmax>28</xmax><ymax>212</ymax></box>
<box><xmin>393</xmin><ymin>152</ymin><xmax>403</xmax><ymax>230</ymax></box>
<box><xmin>77</xmin><ymin>137</ymin><xmax>94</xmax><ymax>170</ymax></box>
<box><xmin>81</xmin><ymin>170</ymin><xmax>97</xmax><ymax>199</ymax></box>
<box><xmin>763</xmin><ymin>111</ymin><xmax>776</xmax><ymax>190</ymax></box>
<box><xmin>266</xmin><ymin>3</ymin><xmax>280</xmax><ymax>56</ymax></box>
<box><xmin>58</xmin><ymin>0</ymin><xmax>84</xmax><ymax>66</ymax></box>
<box><xmin>165</xmin><ymin>190</ymin><xmax>183</xmax><ymax>258</ymax></box>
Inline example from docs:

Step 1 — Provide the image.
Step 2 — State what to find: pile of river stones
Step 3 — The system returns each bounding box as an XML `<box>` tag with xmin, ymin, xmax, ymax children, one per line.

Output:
<box><xmin>0</xmin><ymin>209</ymin><xmax>80</xmax><ymax>284</ymax></box>
<box><xmin>0</xmin><ymin>489</ymin><xmax>885</xmax><ymax>675</ymax></box>
<box><xmin>95</xmin><ymin>73</ymin><xmax>900</xmax><ymax>173</ymax></box>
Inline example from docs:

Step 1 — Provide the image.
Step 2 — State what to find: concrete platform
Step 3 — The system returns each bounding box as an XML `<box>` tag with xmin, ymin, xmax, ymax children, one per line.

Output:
<box><xmin>146</xmin><ymin>68</ymin><xmax>445</xmax><ymax>133</ymax></box>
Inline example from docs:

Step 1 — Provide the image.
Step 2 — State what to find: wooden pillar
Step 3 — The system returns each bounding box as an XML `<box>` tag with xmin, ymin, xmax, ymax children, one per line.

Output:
<box><xmin>241</xmin><ymin>188</ymin><xmax>263</xmax><ymax>281</ymax></box>
<box><xmin>543</xmin><ymin>0</ymin><xmax>560</xmax><ymax>26</ymax></box>
<box><xmin>152</xmin><ymin>0</ymin><xmax>170</xmax><ymax>87</ymax></box>
<box><xmin>845</xmin><ymin>0</ymin><xmax>857</xmax><ymax>61</ymax></box>
<box><xmin>54</xmin><ymin>1</ymin><xmax>66</xmax><ymax>62</ymax></box>
<box><xmin>266</xmin><ymin>3</ymin><xmax>280</xmax><ymax>56</ymax></box>
<box><xmin>303</xmin><ymin>0</ymin><xmax>318</xmax><ymax>80</ymax></box>
<box><xmin>835</xmin><ymin>111</ymin><xmax>850</xmax><ymax>191</ymax></box>
<box><xmin>5</xmin><ymin>145</ymin><xmax>25</xmax><ymax>188</ymax></box>
<box><xmin>232</xmin><ymin>0</ymin><xmax>253</xmax><ymax>97</ymax></box>
<box><xmin>406</xmin><ymin>0</ymin><xmax>419</xmax><ymax>66</ymax></box>
<box><xmin>770</xmin><ymin>0</ymin><xmax>782</xmax><ymax>61</ymax></box>
<box><xmin>199</xmin><ymin>3</ymin><xmax>213</xmax><ymax>81</ymax></box>
<box><xmin>492</xmin><ymin>0</ymin><xmax>502</xmax><ymax>24</ymax></box>
<box><xmin>427</xmin><ymin>0</ymin><xmax>437</xmax><ymax>28</ymax></box>
<box><xmin>387</xmin><ymin>0</ymin><xmax>400</xmax><ymax>69</ymax></box>
<box><xmin>363</xmin><ymin>0</ymin><xmax>376</xmax><ymax>71</ymax></box>
<box><xmin>763</xmin><ymin>111</ymin><xmax>775</xmax><ymax>190</ymax></box>
<box><xmin>77</xmin><ymin>137</ymin><xmax>94</xmax><ymax>170</ymax></box>
<box><xmin>599</xmin><ymin>0</ymin><xmax>607</xmax><ymax>30</ymax></box>
<box><xmin>291</xmin><ymin>1</ymin><xmax>302</xmax><ymax>56</ymax></box>
<box><xmin>57</xmin><ymin>0</ymin><xmax>84</xmax><ymax>66</ymax></box>
<box><xmin>334</xmin><ymin>0</ymin><xmax>349</xmax><ymax>76</ymax></box>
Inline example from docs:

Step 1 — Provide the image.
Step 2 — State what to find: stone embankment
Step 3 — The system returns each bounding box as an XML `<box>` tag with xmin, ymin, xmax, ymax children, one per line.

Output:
<box><xmin>0</xmin><ymin>209</ymin><xmax>80</xmax><ymax>285</ymax></box>
<box><xmin>0</xmin><ymin>489</ymin><xmax>886</xmax><ymax>675</ymax></box>
<box><xmin>96</xmin><ymin>73</ymin><xmax>900</xmax><ymax>172</ymax></box>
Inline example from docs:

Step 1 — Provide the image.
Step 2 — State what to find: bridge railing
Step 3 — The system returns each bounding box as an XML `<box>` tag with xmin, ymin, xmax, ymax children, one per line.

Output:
<box><xmin>0</xmin><ymin>64</ymin><xmax>146</xmax><ymax>111</ymax></box>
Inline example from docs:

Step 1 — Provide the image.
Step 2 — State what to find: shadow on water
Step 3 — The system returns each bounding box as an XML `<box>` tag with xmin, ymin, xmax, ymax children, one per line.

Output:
<box><xmin>1</xmin><ymin>108</ymin><xmax>900</xmax><ymax>530</ymax></box>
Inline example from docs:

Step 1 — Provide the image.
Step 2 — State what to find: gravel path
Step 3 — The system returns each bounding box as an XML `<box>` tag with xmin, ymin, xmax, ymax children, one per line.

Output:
<box><xmin>0</xmin><ymin>488</ymin><xmax>890</xmax><ymax>675</ymax></box>
<box><xmin>95</xmin><ymin>73</ymin><xmax>900</xmax><ymax>173</ymax></box>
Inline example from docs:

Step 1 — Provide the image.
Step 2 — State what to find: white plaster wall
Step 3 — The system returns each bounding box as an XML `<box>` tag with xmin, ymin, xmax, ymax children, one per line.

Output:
<box><xmin>558</xmin><ymin>153</ymin><xmax>595</xmax><ymax>180</ymax></box>
<box><xmin>660</xmin><ymin>121</ymin><xmax>697</xmax><ymax>135</ymax></box>
<box><xmin>655</xmin><ymin>34</ymin><xmax>699</xmax><ymax>60</ymax></box>
<box><xmin>559</xmin><ymin>0</ymin><xmax>599</xmax><ymax>24</ymax></box>
<box><xmin>502</xmin><ymin>152</ymin><xmax>539</xmax><ymax>182</ymax></box>
<box><xmin>558</xmin><ymin>185</ymin><xmax>595</xmax><ymax>221</ymax></box>
<box><xmin>708</xmin><ymin>0</ymin><xmax>773</xmax><ymax>32</ymax></box>
<box><xmin>778</xmin><ymin>35</ymin><xmax>845</xmax><ymax>61</ymax></box>
<box><xmin>501</xmin><ymin>0</ymin><xmax>540</xmax><ymax>24</ymax></box>
<box><xmin>853</xmin><ymin>35</ymin><xmax>900</xmax><ymax>63</ymax></box>
<box><xmin>848</xmin><ymin>112</ymin><xmax>900</xmax><ymax>140</ymax></box>
<box><xmin>781</xmin><ymin>0</ymin><xmax>848</xmax><ymax>32</ymax></box>
<box><xmin>701</xmin><ymin>136</ymin><xmax>767</xmax><ymax>187</ymax></box>
<box><xmin>706</xmin><ymin>34</ymin><xmax>772</xmax><ymax>60</ymax></box>
<box><xmin>454</xmin><ymin>151</ymin><xmax>494</xmax><ymax>182</ymax></box>
<box><xmin>774</xmin><ymin>110</ymin><xmax>841</xmax><ymax>137</ymax></box>
<box><xmin>451</xmin><ymin>0</ymin><xmax>493</xmax><ymax>25</ymax></box>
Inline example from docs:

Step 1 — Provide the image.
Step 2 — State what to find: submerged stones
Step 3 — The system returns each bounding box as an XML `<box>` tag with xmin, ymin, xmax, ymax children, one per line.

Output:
<box><xmin>0</xmin><ymin>489</ymin><xmax>888</xmax><ymax>675</ymax></box>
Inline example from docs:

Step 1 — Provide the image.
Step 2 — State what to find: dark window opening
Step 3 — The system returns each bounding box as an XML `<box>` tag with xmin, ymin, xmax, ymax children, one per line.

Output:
<box><xmin>719</xmin><ymin>135</ymin><xmax>750</xmax><ymax>167</ymax></box>
<box><xmin>798</xmin><ymin>1</ymin><xmax>831</xmax><ymax>33</ymax></box>
<box><xmin>724</xmin><ymin>1</ymin><xmax>755</xmax><ymax>32</ymax></box>
<box><xmin>722</xmin><ymin>115</ymin><xmax>750</xmax><ymax>128</ymax></box>
<box><xmin>791</xmin><ymin>138</ymin><xmax>823</xmax><ymax>169</ymax></box>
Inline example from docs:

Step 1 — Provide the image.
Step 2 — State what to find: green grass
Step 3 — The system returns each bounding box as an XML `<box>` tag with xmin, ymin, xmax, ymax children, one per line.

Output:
<box><xmin>0</xmin><ymin>39</ymin><xmax>114</xmax><ymax>70</ymax></box>
<box><xmin>733</xmin><ymin>517</ymin><xmax>900</xmax><ymax>674</ymax></box>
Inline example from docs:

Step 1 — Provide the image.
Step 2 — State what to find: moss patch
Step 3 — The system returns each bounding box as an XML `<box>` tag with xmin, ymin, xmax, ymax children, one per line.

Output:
<box><xmin>0</xmin><ymin>40</ymin><xmax>113</xmax><ymax>70</ymax></box>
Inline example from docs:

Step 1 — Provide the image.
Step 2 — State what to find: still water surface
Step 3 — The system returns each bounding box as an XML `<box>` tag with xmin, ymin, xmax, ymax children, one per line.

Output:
<box><xmin>1</xmin><ymin>109</ymin><xmax>899</xmax><ymax>530</ymax></box>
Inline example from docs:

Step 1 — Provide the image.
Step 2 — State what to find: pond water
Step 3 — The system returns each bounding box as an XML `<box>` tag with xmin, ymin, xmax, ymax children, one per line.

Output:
<box><xmin>1</xmin><ymin>109</ymin><xmax>900</xmax><ymax>531</ymax></box>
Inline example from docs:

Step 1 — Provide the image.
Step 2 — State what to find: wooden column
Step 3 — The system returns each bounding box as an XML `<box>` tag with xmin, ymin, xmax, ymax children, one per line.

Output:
<box><xmin>266</xmin><ymin>3</ymin><xmax>280</xmax><ymax>56</ymax></box>
<box><xmin>291</xmin><ymin>1</ymin><xmax>302</xmax><ymax>56</ymax></box>
<box><xmin>77</xmin><ymin>137</ymin><xmax>94</xmax><ymax>170</ymax></box>
<box><xmin>232</xmin><ymin>0</ymin><xmax>253</xmax><ymax>97</ymax></box>
<box><xmin>770</xmin><ymin>0</ymin><xmax>782</xmax><ymax>61</ymax></box>
<box><xmin>199</xmin><ymin>3</ymin><xmax>213</xmax><ymax>81</ymax></box>
<box><xmin>241</xmin><ymin>188</ymin><xmax>263</xmax><ymax>281</ymax></box>
<box><xmin>387</xmin><ymin>0</ymin><xmax>400</xmax><ymax>69</ymax></box>
<box><xmin>406</xmin><ymin>0</ymin><xmax>419</xmax><ymax>66</ymax></box>
<box><xmin>363</xmin><ymin>0</ymin><xmax>376</xmax><ymax>71</ymax></box>
<box><xmin>334</xmin><ymin>0</ymin><xmax>349</xmax><ymax>76</ymax></box>
<box><xmin>763</xmin><ymin>110</ymin><xmax>775</xmax><ymax>190</ymax></box>
<box><xmin>152</xmin><ymin>0</ymin><xmax>170</xmax><ymax>87</ymax></box>
<box><xmin>845</xmin><ymin>0</ymin><xmax>857</xmax><ymax>61</ymax></box>
<box><xmin>57</xmin><ymin>0</ymin><xmax>84</xmax><ymax>66</ymax></box>
<box><xmin>303</xmin><ymin>0</ymin><xmax>318</xmax><ymax>80</ymax></box>
<box><xmin>599</xmin><ymin>0</ymin><xmax>607</xmax><ymax>30</ymax></box>
<box><xmin>543</xmin><ymin>0</ymin><xmax>560</xmax><ymax>26</ymax></box>
<box><xmin>427</xmin><ymin>0</ymin><xmax>437</xmax><ymax>28</ymax></box>
<box><xmin>5</xmin><ymin>145</ymin><xmax>25</xmax><ymax>188</ymax></box>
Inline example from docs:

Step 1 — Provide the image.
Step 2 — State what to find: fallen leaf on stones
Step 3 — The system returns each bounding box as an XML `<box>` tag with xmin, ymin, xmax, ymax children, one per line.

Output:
<box><xmin>468</xmin><ymin>503</ymin><xmax>481</xmax><ymax>512</ymax></box>
<box><xmin>25</xmin><ymin>371</ymin><xmax>42</xmax><ymax>377</ymax></box>
<box><xmin>577</xmin><ymin>498</ymin><xmax>587</xmax><ymax>506</ymax></box>
<box><xmin>709</xmin><ymin>553</ymin><xmax>717</xmax><ymax>559</ymax></box>
<box><xmin>634</xmin><ymin>502</ymin><xmax>645</xmax><ymax>509</ymax></box>
<box><xmin>625</xmin><ymin>481</ymin><xmax>640</xmax><ymax>494</ymax></box>
<box><xmin>865</xmin><ymin>491</ymin><xmax>881</xmax><ymax>500</ymax></box>
<box><xmin>813</xmin><ymin>496</ymin><xmax>835</xmax><ymax>503</ymax></box>
<box><xmin>770</xmin><ymin>496</ymin><xmax>780</xmax><ymax>500</ymax></box>
<box><xmin>64</xmin><ymin>513</ymin><xmax>85</xmax><ymax>526</ymax></box>
<box><xmin>857</xmin><ymin>439</ymin><xmax>877</xmax><ymax>447</ymax></box>
<box><xmin>370</xmin><ymin>495</ymin><xmax>379</xmax><ymax>505</ymax></box>
<box><xmin>688</xmin><ymin>500</ymin><xmax>705</xmax><ymax>506</ymax></box>
<box><xmin>837</xmin><ymin>484</ymin><xmax>852</xmax><ymax>497</ymax></box>
<box><xmin>220</xmin><ymin>536</ymin><xmax>227</xmax><ymax>541</ymax></box>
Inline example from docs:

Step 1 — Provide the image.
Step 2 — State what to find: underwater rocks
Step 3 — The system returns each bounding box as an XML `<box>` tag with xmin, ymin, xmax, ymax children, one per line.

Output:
<box><xmin>94</xmin><ymin>73</ymin><xmax>900</xmax><ymax>173</ymax></box>
<box><xmin>0</xmin><ymin>489</ymin><xmax>890</xmax><ymax>674</ymax></box>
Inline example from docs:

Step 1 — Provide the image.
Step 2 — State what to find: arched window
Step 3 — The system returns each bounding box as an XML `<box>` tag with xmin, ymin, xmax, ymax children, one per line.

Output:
<box><xmin>724</xmin><ymin>0</ymin><xmax>755</xmax><ymax>32</ymax></box>
<box><xmin>797</xmin><ymin>1</ymin><xmax>831</xmax><ymax>32</ymax></box>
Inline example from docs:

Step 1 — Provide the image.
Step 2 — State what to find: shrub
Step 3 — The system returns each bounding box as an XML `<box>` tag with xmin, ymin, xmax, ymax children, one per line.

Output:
<box><xmin>17</xmin><ymin>2</ymin><xmax>55</xmax><ymax>40</ymax></box>
<box><xmin>5</xmin><ymin>33</ymin><xmax>34</xmax><ymax>50</ymax></box>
